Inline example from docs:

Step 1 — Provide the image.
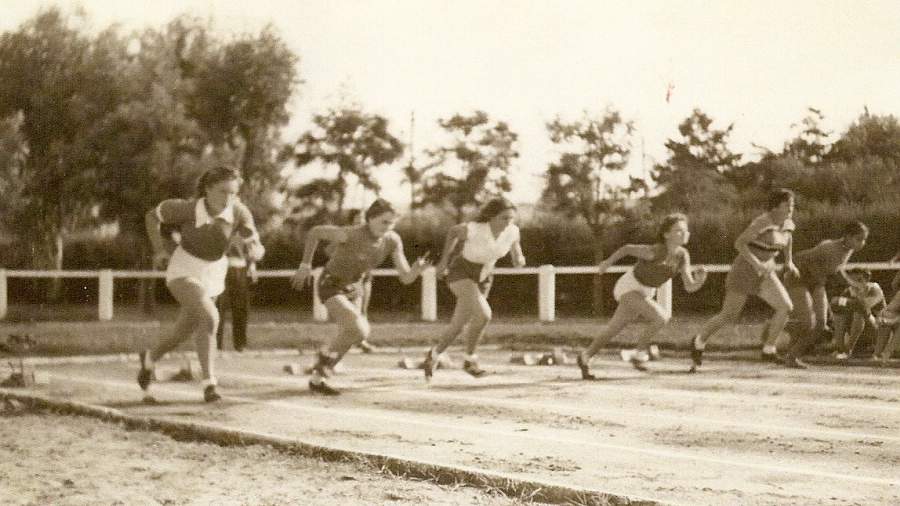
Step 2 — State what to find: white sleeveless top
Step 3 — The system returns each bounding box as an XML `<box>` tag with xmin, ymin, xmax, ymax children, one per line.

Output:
<box><xmin>461</xmin><ymin>222</ymin><xmax>520</xmax><ymax>280</ymax></box>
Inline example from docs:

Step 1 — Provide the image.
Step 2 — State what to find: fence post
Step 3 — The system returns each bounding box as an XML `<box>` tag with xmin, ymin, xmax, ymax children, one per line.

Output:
<box><xmin>538</xmin><ymin>264</ymin><xmax>556</xmax><ymax>322</ymax></box>
<box><xmin>0</xmin><ymin>269</ymin><xmax>6</xmax><ymax>320</ymax></box>
<box><xmin>98</xmin><ymin>269</ymin><xmax>114</xmax><ymax>321</ymax></box>
<box><xmin>421</xmin><ymin>266</ymin><xmax>437</xmax><ymax>322</ymax></box>
<box><xmin>311</xmin><ymin>268</ymin><xmax>328</xmax><ymax>322</ymax></box>
<box><xmin>657</xmin><ymin>279</ymin><xmax>673</xmax><ymax>320</ymax></box>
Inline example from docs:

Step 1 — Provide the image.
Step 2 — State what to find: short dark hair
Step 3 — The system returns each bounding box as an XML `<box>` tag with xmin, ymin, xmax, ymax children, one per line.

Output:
<box><xmin>842</xmin><ymin>220</ymin><xmax>869</xmax><ymax>238</ymax></box>
<box><xmin>196</xmin><ymin>165</ymin><xmax>241</xmax><ymax>198</ymax></box>
<box><xmin>364</xmin><ymin>198</ymin><xmax>395</xmax><ymax>222</ymax></box>
<box><xmin>847</xmin><ymin>267</ymin><xmax>871</xmax><ymax>280</ymax></box>
<box><xmin>475</xmin><ymin>197</ymin><xmax>516</xmax><ymax>223</ymax></box>
<box><xmin>658</xmin><ymin>213</ymin><xmax>688</xmax><ymax>243</ymax></box>
<box><xmin>767</xmin><ymin>188</ymin><xmax>795</xmax><ymax>210</ymax></box>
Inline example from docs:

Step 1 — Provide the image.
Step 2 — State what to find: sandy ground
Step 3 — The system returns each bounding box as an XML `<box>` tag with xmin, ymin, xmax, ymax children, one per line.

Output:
<box><xmin>0</xmin><ymin>406</ymin><xmax>542</xmax><ymax>506</ymax></box>
<box><xmin>2</xmin><ymin>348</ymin><xmax>899</xmax><ymax>505</ymax></box>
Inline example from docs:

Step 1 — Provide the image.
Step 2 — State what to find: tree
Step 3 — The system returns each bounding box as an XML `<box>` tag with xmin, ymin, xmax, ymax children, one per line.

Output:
<box><xmin>828</xmin><ymin>111</ymin><xmax>900</xmax><ymax>164</ymax></box>
<box><xmin>0</xmin><ymin>113</ymin><xmax>27</xmax><ymax>243</ymax></box>
<box><xmin>283</xmin><ymin>107</ymin><xmax>404</xmax><ymax>224</ymax></box>
<box><xmin>419</xmin><ymin>111</ymin><xmax>519</xmax><ymax>221</ymax></box>
<box><xmin>541</xmin><ymin>109</ymin><xmax>636</xmax><ymax>313</ymax></box>
<box><xmin>652</xmin><ymin>109</ymin><xmax>741</xmax><ymax>212</ymax></box>
<box><xmin>0</xmin><ymin>9</ymin><xmax>123</xmax><ymax>291</ymax></box>
<box><xmin>188</xmin><ymin>24</ymin><xmax>298</xmax><ymax>185</ymax></box>
<box><xmin>783</xmin><ymin>107</ymin><xmax>831</xmax><ymax>164</ymax></box>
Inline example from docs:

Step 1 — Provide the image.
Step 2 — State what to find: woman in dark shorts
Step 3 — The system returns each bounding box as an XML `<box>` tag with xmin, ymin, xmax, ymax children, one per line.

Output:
<box><xmin>290</xmin><ymin>199</ymin><xmax>430</xmax><ymax>395</ymax></box>
<box><xmin>422</xmin><ymin>198</ymin><xmax>526</xmax><ymax>380</ymax></box>
<box><xmin>690</xmin><ymin>189</ymin><xmax>799</xmax><ymax>370</ymax></box>
<box><xmin>780</xmin><ymin>221</ymin><xmax>869</xmax><ymax>367</ymax></box>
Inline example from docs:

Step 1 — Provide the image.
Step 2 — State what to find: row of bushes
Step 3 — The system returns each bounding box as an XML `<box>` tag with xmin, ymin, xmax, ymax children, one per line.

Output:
<box><xmin>3</xmin><ymin>202</ymin><xmax>899</xmax><ymax>314</ymax></box>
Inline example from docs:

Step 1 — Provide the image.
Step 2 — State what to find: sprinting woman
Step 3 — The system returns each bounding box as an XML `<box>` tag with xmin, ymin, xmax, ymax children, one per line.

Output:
<box><xmin>780</xmin><ymin>221</ymin><xmax>869</xmax><ymax>367</ymax></box>
<box><xmin>422</xmin><ymin>197</ymin><xmax>526</xmax><ymax>380</ymax></box>
<box><xmin>690</xmin><ymin>189</ymin><xmax>799</xmax><ymax>371</ymax></box>
<box><xmin>139</xmin><ymin>166</ymin><xmax>265</xmax><ymax>402</ymax></box>
<box><xmin>577</xmin><ymin>213</ymin><xmax>707</xmax><ymax>379</ymax></box>
<box><xmin>290</xmin><ymin>199</ymin><xmax>430</xmax><ymax>395</ymax></box>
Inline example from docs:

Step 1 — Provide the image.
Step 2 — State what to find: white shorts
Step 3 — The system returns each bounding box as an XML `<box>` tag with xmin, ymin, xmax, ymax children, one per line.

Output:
<box><xmin>166</xmin><ymin>246</ymin><xmax>228</xmax><ymax>297</ymax></box>
<box><xmin>613</xmin><ymin>269</ymin><xmax>657</xmax><ymax>302</ymax></box>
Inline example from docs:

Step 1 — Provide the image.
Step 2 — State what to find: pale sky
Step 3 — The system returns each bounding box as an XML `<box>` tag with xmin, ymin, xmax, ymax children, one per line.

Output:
<box><xmin>2</xmin><ymin>0</ymin><xmax>899</xmax><ymax>208</ymax></box>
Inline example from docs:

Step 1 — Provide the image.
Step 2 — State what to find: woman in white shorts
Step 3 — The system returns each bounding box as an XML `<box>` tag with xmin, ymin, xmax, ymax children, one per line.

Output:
<box><xmin>139</xmin><ymin>166</ymin><xmax>265</xmax><ymax>402</ymax></box>
<box><xmin>577</xmin><ymin>213</ymin><xmax>707</xmax><ymax>379</ymax></box>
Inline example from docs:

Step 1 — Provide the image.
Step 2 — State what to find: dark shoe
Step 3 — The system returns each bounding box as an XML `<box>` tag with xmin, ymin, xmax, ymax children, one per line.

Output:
<box><xmin>137</xmin><ymin>350</ymin><xmax>153</xmax><ymax>391</ymax></box>
<box><xmin>358</xmin><ymin>340</ymin><xmax>377</xmax><ymax>354</ymax></box>
<box><xmin>313</xmin><ymin>351</ymin><xmax>337</xmax><ymax>378</ymax></box>
<box><xmin>203</xmin><ymin>385</ymin><xmax>222</xmax><ymax>402</ymax></box>
<box><xmin>761</xmin><ymin>350</ymin><xmax>780</xmax><ymax>363</ymax></box>
<box><xmin>463</xmin><ymin>360</ymin><xmax>488</xmax><ymax>378</ymax></box>
<box><xmin>309</xmin><ymin>379</ymin><xmax>340</xmax><ymax>396</ymax></box>
<box><xmin>690</xmin><ymin>336</ymin><xmax>703</xmax><ymax>369</ymax></box>
<box><xmin>782</xmin><ymin>355</ymin><xmax>808</xmax><ymax>369</ymax></box>
<box><xmin>422</xmin><ymin>350</ymin><xmax>436</xmax><ymax>381</ymax></box>
<box><xmin>576</xmin><ymin>353</ymin><xmax>596</xmax><ymax>381</ymax></box>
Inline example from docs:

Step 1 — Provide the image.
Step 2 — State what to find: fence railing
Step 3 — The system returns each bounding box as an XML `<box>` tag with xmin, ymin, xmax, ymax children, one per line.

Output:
<box><xmin>1</xmin><ymin>263</ymin><xmax>897</xmax><ymax>322</ymax></box>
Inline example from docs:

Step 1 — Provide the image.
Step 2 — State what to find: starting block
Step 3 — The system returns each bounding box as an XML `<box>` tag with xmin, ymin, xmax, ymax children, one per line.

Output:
<box><xmin>283</xmin><ymin>361</ymin><xmax>345</xmax><ymax>375</ymax></box>
<box><xmin>283</xmin><ymin>363</ymin><xmax>305</xmax><ymax>375</ymax></box>
<box><xmin>397</xmin><ymin>353</ymin><xmax>457</xmax><ymax>370</ymax></box>
<box><xmin>510</xmin><ymin>347</ymin><xmax>573</xmax><ymax>366</ymax></box>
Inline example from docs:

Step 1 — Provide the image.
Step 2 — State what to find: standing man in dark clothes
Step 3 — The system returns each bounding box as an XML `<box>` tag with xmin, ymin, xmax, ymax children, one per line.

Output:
<box><xmin>216</xmin><ymin>233</ymin><xmax>256</xmax><ymax>352</ymax></box>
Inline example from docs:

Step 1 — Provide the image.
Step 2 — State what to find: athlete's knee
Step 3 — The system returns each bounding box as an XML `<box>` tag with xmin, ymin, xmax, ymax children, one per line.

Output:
<box><xmin>769</xmin><ymin>299</ymin><xmax>792</xmax><ymax>319</ymax></box>
<box><xmin>468</xmin><ymin>307</ymin><xmax>492</xmax><ymax>330</ymax></box>
<box><xmin>648</xmin><ymin>312</ymin><xmax>669</xmax><ymax>328</ymax></box>
<box><xmin>355</xmin><ymin>316</ymin><xmax>371</xmax><ymax>340</ymax></box>
<box><xmin>197</xmin><ymin>311</ymin><xmax>218</xmax><ymax>336</ymax></box>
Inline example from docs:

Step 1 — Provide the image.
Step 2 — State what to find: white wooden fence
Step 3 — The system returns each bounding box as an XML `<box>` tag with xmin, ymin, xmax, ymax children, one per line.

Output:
<box><xmin>1</xmin><ymin>263</ymin><xmax>896</xmax><ymax>322</ymax></box>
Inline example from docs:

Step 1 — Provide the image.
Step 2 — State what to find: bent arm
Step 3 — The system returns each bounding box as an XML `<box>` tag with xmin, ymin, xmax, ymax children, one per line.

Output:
<box><xmin>598</xmin><ymin>244</ymin><xmax>649</xmax><ymax>273</ymax></box>
<box><xmin>680</xmin><ymin>252</ymin><xmax>707</xmax><ymax>293</ymax></box>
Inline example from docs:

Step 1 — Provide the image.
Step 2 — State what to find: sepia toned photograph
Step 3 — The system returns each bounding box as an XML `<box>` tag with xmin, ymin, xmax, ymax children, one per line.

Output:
<box><xmin>1</xmin><ymin>1</ymin><xmax>899</xmax><ymax>504</ymax></box>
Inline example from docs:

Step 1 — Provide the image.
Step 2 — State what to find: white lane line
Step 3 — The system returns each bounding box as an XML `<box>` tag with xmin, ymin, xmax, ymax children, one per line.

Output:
<box><xmin>288</xmin><ymin>364</ymin><xmax>900</xmax><ymax>414</ymax></box>
<box><xmin>583</xmin><ymin>357</ymin><xmax>900</xmax><ymax>389</ymax></box>
<box><xmin>49</xmin><ymin>372</ymin><xmax>900</xmax><ymax>488</ymax></box>
<box><xmin>223</xmin><ymin>371</ymin><xmax>900</xmax><ymax>443</ymax></box>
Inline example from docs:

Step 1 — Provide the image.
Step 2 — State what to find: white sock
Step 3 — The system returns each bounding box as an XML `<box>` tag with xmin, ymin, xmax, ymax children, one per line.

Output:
<box><xmin>693</xmin><ymin>336</ymin><xmax>706</xmax><ymax>351</ymax></box>
<box><xmin>201</xmin><ymin>378</ymin><xmax>217</xmax><ymax>388</ymax></box>
<box><xmin>762</xmin><ymin>344</ymin><xmax>777</xmax><ymax>354</ymax></box>
<box><xmin>464</xmin><ymin>354</ymin><xmax>478</xmax><ymax>363</ymax></box>
<box><xmin>310</xmin><ymin>372</ymin><xmax>323</xmax><ymax>385</ymax></box>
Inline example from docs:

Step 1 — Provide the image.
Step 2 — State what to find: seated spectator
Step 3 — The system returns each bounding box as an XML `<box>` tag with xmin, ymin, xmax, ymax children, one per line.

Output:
<box><xmin>830</xmin><ymin>268</ymin><xmax>884</xmax><ymax>359</ymax></box>
<box><xmin>874</xmin><ymin>290</ymin><xmax>900</xmax><ymax>363</ymax></box>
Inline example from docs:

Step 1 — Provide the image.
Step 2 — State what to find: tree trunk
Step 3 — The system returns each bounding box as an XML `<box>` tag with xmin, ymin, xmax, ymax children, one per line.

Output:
<box><xmin>37</xmin><ymin>230</ymin><xmax>65</xmax><ymax>303</ymax></box>
<box><xmin>591</xmin><ymin>231</ymin><xmax>606</xmax><ymax>316</ymax></box>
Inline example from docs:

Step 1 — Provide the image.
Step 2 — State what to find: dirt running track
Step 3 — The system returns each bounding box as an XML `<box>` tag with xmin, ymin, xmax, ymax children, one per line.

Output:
<box><xmin>4</xmin><ymin>350</ymin><xmax>899</xmax><ymax>505</ymax></box>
